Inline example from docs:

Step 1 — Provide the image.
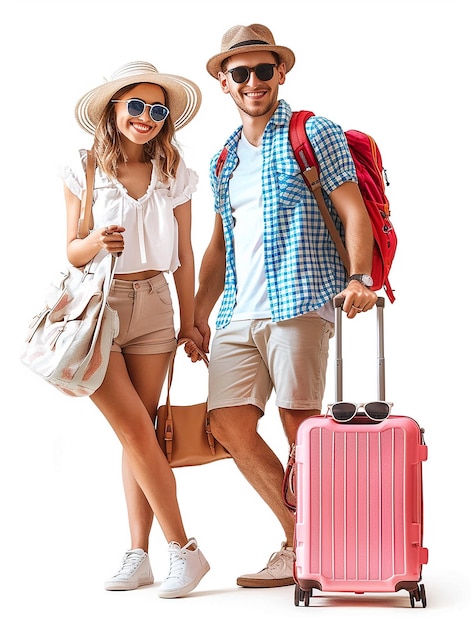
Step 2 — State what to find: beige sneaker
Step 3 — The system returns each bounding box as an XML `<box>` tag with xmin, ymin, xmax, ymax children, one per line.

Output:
<box><xmin>237</xmin><ymin>542</ymin><xmax>295</xmax><ymax>588</ymax></box>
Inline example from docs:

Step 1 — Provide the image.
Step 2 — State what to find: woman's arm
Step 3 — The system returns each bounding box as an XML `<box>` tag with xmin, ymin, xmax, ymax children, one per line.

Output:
<box><xmin>173</xmin><ymin>199</ymin><xmax>202</xmax><ymax>347</ymax></box>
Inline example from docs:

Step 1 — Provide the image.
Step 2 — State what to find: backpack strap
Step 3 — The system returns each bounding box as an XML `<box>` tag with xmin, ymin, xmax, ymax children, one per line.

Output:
<box><xmin>289</xmin><ymin>111</ymin><xmax>350</xmax><ymax>273</ymax></box>
<box><xmin>215</xmin><ymin>146</ymin><xmax>229</xmax><ymax>177</ymax></box>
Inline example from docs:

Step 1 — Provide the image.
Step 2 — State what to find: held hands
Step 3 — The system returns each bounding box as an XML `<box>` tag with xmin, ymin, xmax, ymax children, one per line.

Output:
<box><xmin>179</xmin><ymin>327</ymin><xmax>206</xmax><ymax>363</ymax></box>
<box><xmin>99</xmin><ymin>224</ymin><xmax>125</xmax><ymax>256</ymax></box>
<box><xmin>339</xmin><ymin>281</ymin><xmax>378</xmax><ymax>319</ymax></box>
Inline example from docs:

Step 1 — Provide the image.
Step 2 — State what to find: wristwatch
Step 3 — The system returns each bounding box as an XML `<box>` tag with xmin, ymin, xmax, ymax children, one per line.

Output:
<box><xmin>348</xmin><ymin>274</ymin><xmax>373</xmax><ymax>288</ymax></box>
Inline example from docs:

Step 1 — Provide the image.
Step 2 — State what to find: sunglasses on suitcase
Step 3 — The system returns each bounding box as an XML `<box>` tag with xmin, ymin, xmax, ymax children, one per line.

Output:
<box><xmin>327</xmin><ymin>401</ymin><xmax>393</xmax><ymax>423</ymax></box>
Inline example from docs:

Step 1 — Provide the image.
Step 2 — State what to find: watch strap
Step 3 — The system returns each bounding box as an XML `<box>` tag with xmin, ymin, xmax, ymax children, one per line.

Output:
<box><xmin>348</xmin><ymin>274</ymin><xmax>372</xmax><ymax>287</ymax></box>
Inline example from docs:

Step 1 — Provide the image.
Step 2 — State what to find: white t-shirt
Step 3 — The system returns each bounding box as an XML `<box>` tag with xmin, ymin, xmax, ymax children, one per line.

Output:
<box><xmin>230</xmin><ymin>133</ymin><xmax>271</xmax><ymax>320</ymax></box>
<box><xmin>60</xmin><ymin>149</ymin><xmax>198</xmax><ymax>274</ymax></box>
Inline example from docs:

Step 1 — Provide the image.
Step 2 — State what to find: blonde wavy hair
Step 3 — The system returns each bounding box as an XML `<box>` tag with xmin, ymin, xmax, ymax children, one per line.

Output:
<box><xmin>92</xmin><ymin>84</ymin><xmax>181</xmax><ymax>183</ymax></box>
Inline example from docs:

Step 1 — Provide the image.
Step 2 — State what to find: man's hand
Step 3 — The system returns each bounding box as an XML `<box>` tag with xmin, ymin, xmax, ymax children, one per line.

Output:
<box><xmin>339</xmin><ymin>281</ymin><xmax>378</xmax><ymax>318</ymax></box>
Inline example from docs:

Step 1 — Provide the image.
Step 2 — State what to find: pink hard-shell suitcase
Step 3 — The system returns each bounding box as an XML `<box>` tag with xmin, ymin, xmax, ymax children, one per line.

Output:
<box><xmin>293</xmin><ymin>297</ymin><xmax>428</xmax><ymax>607</ymax></box>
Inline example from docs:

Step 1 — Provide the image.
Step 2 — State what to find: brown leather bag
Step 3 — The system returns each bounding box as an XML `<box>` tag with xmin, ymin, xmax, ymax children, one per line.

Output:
<box><xmin>155</xmin><ymin>339</ymin><xmax>231</xmax><ymax>467</ymax></box>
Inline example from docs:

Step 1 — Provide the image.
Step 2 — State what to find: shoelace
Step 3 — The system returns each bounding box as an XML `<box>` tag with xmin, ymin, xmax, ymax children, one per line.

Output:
<box><xmin>115</xmin><ymin>551</ymin><xmax>144</xmax><ymax>576</ymax></box>
<box><xmin>166</xmin><ymin>543</ymin><xmax>186</xmax><ymax>580</ymax></box>
<box><xmin>267</xmin><ymin>548</ymin><xmax>294</xmax><ymax>573</ymax></box>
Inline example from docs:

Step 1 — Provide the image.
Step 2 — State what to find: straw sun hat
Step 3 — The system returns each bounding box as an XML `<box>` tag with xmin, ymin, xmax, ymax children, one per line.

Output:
<box><xmin>75</xmin><ymin>61</ymin><xmax>202</xmax><ymax>134</ymax></box>
<box><xmin>206</xmin><ymin>24</ymin><xmax>295</xmax><ymax>79</ymax></box>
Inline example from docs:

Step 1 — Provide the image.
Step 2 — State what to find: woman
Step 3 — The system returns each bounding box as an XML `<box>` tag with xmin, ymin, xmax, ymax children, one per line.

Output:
<box><xmin>61</xmin><ymin>61</ymin><xmax>208</xmax><ymax>599</ymax></box>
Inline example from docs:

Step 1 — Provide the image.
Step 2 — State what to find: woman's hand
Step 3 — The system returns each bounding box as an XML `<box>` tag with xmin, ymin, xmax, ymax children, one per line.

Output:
<box><xmin>178</xmin><ymin>328</ymin><xmax>205</xmax><ymax>362</ymax></box>
<box><xmin>100</xmin><ymin>224</ymin><xmax>125</xmax><ymax>256</ymax></box>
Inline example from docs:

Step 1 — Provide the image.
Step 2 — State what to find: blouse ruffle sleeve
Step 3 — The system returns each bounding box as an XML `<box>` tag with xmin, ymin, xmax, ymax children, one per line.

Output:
<box><xmin>59</xmin><ymin>149</ymin><xmax>88</xmax><ymax>199</ymax></box>
<box><xmin>169</xmin><ymin>160</ymin><xmax>198</xmax><ymax>207</ymax></box>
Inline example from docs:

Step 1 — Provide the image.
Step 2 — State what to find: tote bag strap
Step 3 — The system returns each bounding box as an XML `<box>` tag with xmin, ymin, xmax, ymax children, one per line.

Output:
<box><xmin>77</xmin><ymin>150</ymin><xmax>97</xmax><ymax>239</ymax></box>
<box><xmin>163</xmin><ymin>338</ymin><xmax>209</xmax><ymax>425</ymax></box>
<box><xmin>166</xmin><ymin>338</ymin><xmax>209</xmax><ymax>396</ymax></box>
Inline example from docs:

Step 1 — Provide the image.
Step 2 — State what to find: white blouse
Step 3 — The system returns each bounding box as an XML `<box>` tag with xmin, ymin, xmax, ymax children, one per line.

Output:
<box><xmin>61</xmin><ymin>149</ymin><xmax>198</xmax><ymax>274</ymax></box>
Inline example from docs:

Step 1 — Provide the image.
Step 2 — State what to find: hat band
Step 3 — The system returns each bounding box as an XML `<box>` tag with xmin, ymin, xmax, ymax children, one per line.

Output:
<box><xmin>229</xmin><ymin>39</ymin><xmax>270</xmax><ymax>50</ymax></box>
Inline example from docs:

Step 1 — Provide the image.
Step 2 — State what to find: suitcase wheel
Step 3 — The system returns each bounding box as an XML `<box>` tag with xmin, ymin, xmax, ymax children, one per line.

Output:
<box><xmin>409</xmin><ymin>583</ymin><xmax>427</xmax><ymax>608</ymax></box>
<box><xmin>294</xmin><ymin>584</ymin><xmax>311</xmax><ymax>607</ymax></box>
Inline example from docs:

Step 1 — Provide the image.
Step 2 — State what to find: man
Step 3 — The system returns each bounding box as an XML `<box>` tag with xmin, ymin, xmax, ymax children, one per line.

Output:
<box><xmin>193</xmin><ymin>24</ymin><xmax>378</xmax><ymax>588</ymax></box>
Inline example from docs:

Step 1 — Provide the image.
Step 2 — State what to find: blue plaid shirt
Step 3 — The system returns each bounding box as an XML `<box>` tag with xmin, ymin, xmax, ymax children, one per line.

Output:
<box><xmin>210</xmin><ymin>99</ymin><xmax>356</xmax><ymax>329</ymax></box>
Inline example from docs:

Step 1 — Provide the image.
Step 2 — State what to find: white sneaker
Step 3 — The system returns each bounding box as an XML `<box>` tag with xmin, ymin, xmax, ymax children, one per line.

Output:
<box><xmin>158</xmin><ymin>538</ymin><xmax>210</xmax><ymax>599</ymax></box>
<box><xmin>104</xmin><ymin>549</ymin><xmax>154</xmax><ymax>591</ymax></box>
<box><xmin>236</xmin><ymin>542</ymin><xmax>295</xmax><ymax>588</ymax></box>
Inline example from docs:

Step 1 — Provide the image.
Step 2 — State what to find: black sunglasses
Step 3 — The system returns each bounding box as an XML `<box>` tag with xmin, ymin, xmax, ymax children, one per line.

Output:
<box><xmin>327</xmin><ymin>401</ymin><xmax>393</xmax><ymax>423</ymax></box>
<box><xmin>226</xmin><ymin>63</ymin><xmax>277</xmax><ymax>84</ymax></box>
<box><xmin>111</xmin><ymin>98</ymin><xmax>170</xmax><ymax>123</ymax></box>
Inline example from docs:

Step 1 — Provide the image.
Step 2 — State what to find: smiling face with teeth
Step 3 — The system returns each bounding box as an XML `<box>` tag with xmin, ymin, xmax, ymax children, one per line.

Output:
<box><xmin>219</xmin><ymin>51</ymin><xmax>286</xmax><ymax>123</ymax></box>
<box><xmin>113</xmin><ymin>83</ymin><xmax>167</xmax><ymax>147</ymax></box>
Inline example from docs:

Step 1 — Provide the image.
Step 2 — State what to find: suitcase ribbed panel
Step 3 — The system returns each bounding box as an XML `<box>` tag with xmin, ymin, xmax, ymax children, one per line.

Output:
<box><xmin>295</xmin><ymin>417</ymin><xmax>425</xmax><ymax>592</ymax></box>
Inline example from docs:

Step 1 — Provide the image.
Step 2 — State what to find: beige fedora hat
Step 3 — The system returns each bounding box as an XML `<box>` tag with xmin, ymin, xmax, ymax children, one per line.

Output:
<box><xmin>206</xmin><ymin>24</ymin><xmax>295</xmax><ymax>79</ymax></box>
<box><xmin>75</xmin><ymin>61</ymin><xmax>202</xmax><ymax>134</ymax></box>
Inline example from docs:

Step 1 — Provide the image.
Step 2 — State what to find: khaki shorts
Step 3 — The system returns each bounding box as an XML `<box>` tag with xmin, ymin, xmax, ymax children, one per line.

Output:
<box><xmin>108</xmin><ymin>273</ymin><xmax>176</xmax><ymax>355</ymax></box>
<box><xmin>208</xmin><ymin>313</ymin><xmax>334</xmax><ymax>413</ymax></box>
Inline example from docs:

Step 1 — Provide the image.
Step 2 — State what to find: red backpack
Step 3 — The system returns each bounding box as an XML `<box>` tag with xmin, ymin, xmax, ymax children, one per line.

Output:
<box><xmin>289</xmin><ymin>110</ymin><xmax>397</xmax><ymax>303</ymax></box>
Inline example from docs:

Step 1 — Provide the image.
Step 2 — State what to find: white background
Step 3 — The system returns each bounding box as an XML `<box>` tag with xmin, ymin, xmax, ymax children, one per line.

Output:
<box><xmin>2</xmin><ymin>0</ymin><xmax>469</xmax><ymax>624</ymax></box>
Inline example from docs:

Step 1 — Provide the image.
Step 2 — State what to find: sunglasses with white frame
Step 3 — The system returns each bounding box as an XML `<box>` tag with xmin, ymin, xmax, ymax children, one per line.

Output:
<box><xmin>327</xmin><ymin>401</ymin><xmax>394</xmax><ymax>423</ymax></box>
<box><xmin>111</xmin><ymin>98</ymin><xmax>170</xmax><ymax>123</ymax></box>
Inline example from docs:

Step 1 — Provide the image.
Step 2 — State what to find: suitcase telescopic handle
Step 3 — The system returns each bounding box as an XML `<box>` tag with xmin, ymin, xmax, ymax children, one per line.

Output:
<box><xmin>332</xmin><ymin>296</ymin><xmax>386</xmax><ymax>402</ymax></box>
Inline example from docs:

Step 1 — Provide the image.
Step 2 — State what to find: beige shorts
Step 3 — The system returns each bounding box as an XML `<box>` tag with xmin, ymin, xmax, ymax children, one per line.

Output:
<box><xmin>208</xmin><ymin>313</ymin><xmax>334</xmax><ymax>413</ymax></box>
<box><xmin>108</xmin><ymin>273</ymin><xmax>176</xmax><ymax>355</ymax></box>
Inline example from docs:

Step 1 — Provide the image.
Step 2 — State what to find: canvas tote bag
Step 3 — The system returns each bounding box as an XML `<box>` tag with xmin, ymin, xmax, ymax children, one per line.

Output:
<box><xmin>20</xmin><ymin>152</ymin><xmax>119</xmax><ymax>396</ymax></box>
